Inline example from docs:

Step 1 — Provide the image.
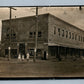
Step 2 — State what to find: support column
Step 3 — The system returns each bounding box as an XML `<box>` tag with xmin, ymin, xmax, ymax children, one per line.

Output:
<box><xmin>17</xmin><ymin>43</ymin><xmax>19</xmax><ymax>56</ymax></box>
<box><xmin>25</xmin><ymin>43</ymin><xmax>27</xmax><ymax>55</ymax></box>
<box><xmin>68</xmin><ymin>48</ymin><xmax>70</xmax><ymax>59</ymax></box>
<box><xmin>78</xmin><ymin>49</ymin><xmax>80</xmax><ymax>57</ymax></box>
<box><xmin>70</xmin><ymin>48</ymin><xmax>73</xmax><ymax>59</ymax></box>
<box><xmin>65</xmin><ymin>47</ymin><xmax>67</xmax><ymax>59</ymax></box>
<box><xmin>58</xmin><ymin>46</ymin><xmax>61</xmax><ymax>61</ymax></box>
<box><xmin>43</xmin><ymin>44</ymin><xmax>48</xmax><ymax>60</ymax></box>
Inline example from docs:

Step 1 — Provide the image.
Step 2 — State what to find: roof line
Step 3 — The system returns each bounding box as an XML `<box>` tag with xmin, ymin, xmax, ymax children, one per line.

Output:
<box><xmin>2</xmin><ymin>13</ymin><xmax>84</xmax><ymax>32</ymax></box>
<box><xmin>2</xmin><ymin>13</ymin><xmax>50</xmax><ymax>21</ymax></box>
<box><xmin>49</xmin><ymin>13</ymin><xmax>84</xmax><ymax>32</ymax></box>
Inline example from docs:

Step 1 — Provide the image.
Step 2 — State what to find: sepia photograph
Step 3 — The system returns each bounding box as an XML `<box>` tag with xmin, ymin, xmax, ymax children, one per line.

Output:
<box><xmin>0</xmin><ymin>6</ymin><xmax>84</xmax><ymax>78</ymax></box>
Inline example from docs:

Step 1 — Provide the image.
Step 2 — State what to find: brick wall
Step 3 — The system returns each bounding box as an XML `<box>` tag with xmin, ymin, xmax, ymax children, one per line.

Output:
<box><xmin>48</xmin><ymin>14</ymin><xmax>84</xmax><ymax>49</ymax></box>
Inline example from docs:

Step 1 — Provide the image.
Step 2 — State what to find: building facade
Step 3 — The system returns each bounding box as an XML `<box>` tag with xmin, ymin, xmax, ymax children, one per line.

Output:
<box><xmin>1</xmin><ymin>13</ymin><xmax>84</xmax><ymax>60</ymax></box>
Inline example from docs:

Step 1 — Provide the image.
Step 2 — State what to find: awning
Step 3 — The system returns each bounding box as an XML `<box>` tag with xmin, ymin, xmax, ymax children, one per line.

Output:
<box><xmin>45</xmin><ymin>43</ymin><xmax>84</xmax><ymax>49</ymax></box>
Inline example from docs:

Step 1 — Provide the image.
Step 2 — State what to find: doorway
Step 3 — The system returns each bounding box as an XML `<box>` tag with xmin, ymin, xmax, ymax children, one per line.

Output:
<box><xmin>19</xmin><ymin>43</ymin><xmax>25</xmax><ymax>56</ymax></box>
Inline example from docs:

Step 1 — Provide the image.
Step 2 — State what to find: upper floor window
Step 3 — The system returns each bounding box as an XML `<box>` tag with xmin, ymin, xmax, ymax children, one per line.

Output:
<box><xmin>58</xmin><ymin>28</ymin><xmax>60</xmax><ymax>36</ymax></box>
<box><xmin>12</xmin><ymin>33</ymin><xmax>16</xmax><ymax>39</ymax></box>
<box><xmin>66</xmin><ymin>31</ymin><xmax>68</xmax><ymax>38</ymax></box>
<box><xmin>69</xmin><ymin>32</ymin><xmax>71</xmax><ymax>39</ymax></box>
<box><xmin>34</xmin><ymin>32</ymin><xmax>36</xmax><ymax>37</ymax></box>
<box><xmin>29</xmin><ymin>31</ymin><xmax>42</xmax><ymax>38</ymax></box>
<box><xmin>38</xmin><ymin>32</ymin><xmax>42</xmax><ymax>37</ymax></box>
<box><xmin>29</xmin><ymin>32</ymin><xmax>33</xmax><ymax>38</ymax></box>
<box><xmin>34</xmin><ymin>32</ymin><xmax>36</xmax><ymax>36</ymax></box>
<box><xmin>75</xmin><ymin>34</ymin><xmax>77</xmax><ymax>40</ymax></box>
<box><xmin>79</xmin><ymin>35</ymin><xmax>80</xmax><ymax>41</ymax></box>
<box><xmin>54</xmin><ymin>26</ymin><xmax>56</xmax><ymax>34</ymax></box>
<box><xmin>72</xmin><ymin>33</ymin><xmax>74</xmax><ymax>39</ymax></box>
<box><xmin>81</xmin><ymin>36</ymin><xmax>82</xmax><ymax>42</ymax></box>
<box><xmin>6</xmin><ymin>34</ymin><xmax>10</xmax><ymax>39</ymax></box>
<box><xmin>62</xmin><ymin>30</ymin><xmax>64</xmax><ymax>37</ymax></box>
<box><xmin>83</xmin><ymin>37</ymin><xmax>84</xmax><ymax>42</ymax></box>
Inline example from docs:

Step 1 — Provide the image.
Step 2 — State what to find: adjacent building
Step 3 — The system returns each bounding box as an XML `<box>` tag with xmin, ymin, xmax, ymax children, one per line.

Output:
<box><xmin>1</xmin><ymin>13</ymin><xmax>84</xmax><ymax>60</ymax></box>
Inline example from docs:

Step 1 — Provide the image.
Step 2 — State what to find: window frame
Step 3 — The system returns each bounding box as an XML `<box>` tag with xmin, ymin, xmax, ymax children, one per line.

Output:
<box><xmin>58</xmin><ymin>28</ymin><xmax>60</xmax><ymax>36</ymax></box>
<box><xmin>38</xmin><ymin>31</ymin><xmax>42</xmax><ymax>37</ymax></box>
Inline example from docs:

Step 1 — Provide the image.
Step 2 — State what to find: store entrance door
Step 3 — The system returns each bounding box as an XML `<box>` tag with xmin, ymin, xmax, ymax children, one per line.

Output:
<box><xmin>19</xmin><ymin>43</ymin><xmax>25</xmax><ymax>57</ymax></box>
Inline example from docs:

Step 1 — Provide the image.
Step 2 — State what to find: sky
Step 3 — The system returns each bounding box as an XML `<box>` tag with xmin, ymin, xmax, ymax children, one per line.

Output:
<box><xmin>0</xmin><ymin>7</ymin><xmax>84</xmax><ymax>41</ymax></box>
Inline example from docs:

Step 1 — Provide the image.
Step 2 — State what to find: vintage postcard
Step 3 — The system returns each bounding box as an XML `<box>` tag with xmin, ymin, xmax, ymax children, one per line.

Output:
<box><xmin>0</xmin><ymin>6</ymin><xmax>84</xmax><ymax>78</ymax></box>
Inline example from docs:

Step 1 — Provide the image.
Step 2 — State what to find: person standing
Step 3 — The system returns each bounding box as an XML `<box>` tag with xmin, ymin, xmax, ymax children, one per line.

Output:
<box><xmin>18</xmin><ymin>53</ymin><xmax>21</xmax><ymax>61</ymax></box>
<box><xmin>26</xmin><ymin>53</ymin><xmax>29</xmax><ymax>62</ymax></box>
<box><xmin>22</xmin><ymin>54</ymin><xmax>24</xmax><ymax>61</ymax></box>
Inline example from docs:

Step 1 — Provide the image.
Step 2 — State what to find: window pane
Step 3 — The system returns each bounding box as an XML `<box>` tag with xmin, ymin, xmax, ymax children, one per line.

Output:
<box><xmin>29</xmin><ymin>32</ymin><xmax>33</xmax><ymax>38</ymax></box>
<box><xmin>79</xmin><ymin>36</ymin><xmax>80</xmax><ymax>41</ymax></box>
<box><xmin>69</xmin><ymin>32</ymin><xmax>71</xmax><ymax>39</ymax></box>
<box><xmin>58</xmin><ymin>28</ymin><xmax>60</xmax><ymax>36</ymax></box>
<box><xmin>81</xmin><ymin>36</ymin><xmax>82</xmax><ymax>42</ymax></box>
<box><xmin>34</xmin><ymin>32</ymin><xmax>36</xmax><ymax>35</ymax></box>
<box><xmin>72</xmin><ymin>33</ymin><xmax>74</xmax><ymax>39</ymax></box>
<box><xmin>54</xmin><ymin>26</ymin><xmax>56</xmax><ymax>34</ymax></box>
<box><xmin>66</xmin><ymin>31</ymin><xmax>68</xmax><ymax>38</ymax></box>
<box><xmin>6</xmin><ymin>34</ymin><xmax>10</xmax><ymax>39</ymax></box>
<box><xmin>38</xmin><ymin>32</ymin><xmax>42</xmax><ymax>37</ymax></box>
<box><xmin>83</xmin><ymin>37</ymin><xmax>84</xmax><ymax>42</ymax></box>
<box><xmin>75</xmin><ymin>34</ymin><xmax>77</xmax><ymax>40</ymax></box>
<box><xmin>62</xmin><ymin>30</ymin><xmax>64</xmax><ymax>37</ymax></box>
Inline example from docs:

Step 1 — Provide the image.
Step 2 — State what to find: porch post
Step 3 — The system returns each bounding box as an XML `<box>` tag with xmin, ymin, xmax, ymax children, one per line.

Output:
<box><xmin>17</xmin><ymin>43</ymin><xmax>19</xmax><ymax>56</ymax></box>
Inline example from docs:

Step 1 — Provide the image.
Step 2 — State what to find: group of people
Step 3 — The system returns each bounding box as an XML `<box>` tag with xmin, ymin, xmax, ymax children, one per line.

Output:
<box><xmin>18</xmin><ymin>53</ymin><xmax>30</xmax><ymax>61</ymax></box>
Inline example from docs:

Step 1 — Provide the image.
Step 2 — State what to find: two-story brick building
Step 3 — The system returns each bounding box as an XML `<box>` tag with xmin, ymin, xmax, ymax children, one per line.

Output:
<box><xmin>1</xmin><ymin>13</ymin><xmax>84</xmax><ymax>60</ymax></box>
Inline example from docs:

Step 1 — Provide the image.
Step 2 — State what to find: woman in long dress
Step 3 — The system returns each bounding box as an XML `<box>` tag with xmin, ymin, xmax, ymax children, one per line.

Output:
<box><xmin>26</xmin><ymin>53</ymin><xmax>29</xmax><ymax>61</ymax></box>
<box><xmin>18</xmin><ymin>53</ymin><xmax>21</xmax><ymax>61</ymax></box>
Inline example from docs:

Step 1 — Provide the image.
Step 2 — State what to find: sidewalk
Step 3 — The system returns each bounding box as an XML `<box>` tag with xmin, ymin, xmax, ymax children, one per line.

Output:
<box><xmin>0</xmin><ymin>57</ymin><xmax>84</xmax><ymax>77</ymax></box>
<box><xmin>0</xmin><ymin>57</ymin><xmax>49</xmax><ymax>63</ymax></box>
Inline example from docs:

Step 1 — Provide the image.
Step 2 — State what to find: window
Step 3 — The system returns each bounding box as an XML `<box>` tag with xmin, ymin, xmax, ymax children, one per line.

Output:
<box><xmin>5</xmin><ymin>49</ymin><xmax>8</xmax><ymax>55</ymax></box>
<box><xmin>58</xmin><ymin>28</ymin><xmax>60</xmax><ymax>36</ymax></box>
<box><xmin>7</xmin><ymin>34</ymin><xmax>9</xmax><ymax>37</ymax></box>
<box><xmin>34</xmin><ymin>32</ymin><xmax>36</xmax><ymax>37</ymax></box>
<box><xmin>6</xmin><ymin>34</ymin><xmax>10</xmax><ymax>39</ymax></box>
<box><xmin>66</xmin><ymin>31</ymin><xmax>68</xmax><ymax>38</ymax></box>
<box><xmin>81</xmin><ymin>36</ymin><xmax>82</xmax><ymax>42</ymax></box>
<box><xmin>12</xmin><ymin>34</ymin><xmax>16</xmax><ymax>39</ymax></box>
<box><xmin>69</xmin><ymin>32</ymin><xmax>71</xmax><ymax>39</ymax></box>
<box><xmin>29</xmin><ymin>32</ymin><xmax>33</xmax><ymax>38</ymax></box>
<box><xmin>72</xmin><ymin>33</ymin><xmax>74</xmax><ymax>39</ymax></box>
<box><xmin>34</xmin><ymin>32</ymin><xmax>36</xmax><ymax>35</ymax></box>
<box><xmin>38</xmin><ymin>32</ymin><xmax>42</xmax><ymax>37</ymax></box>
<box><xmin>11</xmin><ymin>34</ymin><xmax>13</xmax><ymax>36</ymax></box>
<box><xmin>11</xmin><ymin>33</ymin><xmax>16</xmax><ymax>39</ymax></box>
<box><xmin>7</xmin><ymin>27</ymin><xmax>10</xmax><ymax>32</ymax></box>
<box><xmin>79</xmin><ymin>35</ymin><xmax>80</xmax><ymax>41</ymax></box>
<box><xmin>13</xmin><ymin>34</ymin><xmax>16</xmax><ymax>36</ymax></box>
<box><xmin>83</xmin><ymin>37</ymin><xmax>84</xmax><ymax>42</ymax></box>
<box><xmin>54</xmin><ymin>26</ymin><xmax>56</xmax><ymax>34</ymax></box>
<box><xmin>62</xmin><ymin>30</ymin><xmax>64</xmax><ymax>37</ymax></box>
<box><xmin>75</xmin><ymin>34</ymin><xmax>77</xmax><ymax>40</ymax></box>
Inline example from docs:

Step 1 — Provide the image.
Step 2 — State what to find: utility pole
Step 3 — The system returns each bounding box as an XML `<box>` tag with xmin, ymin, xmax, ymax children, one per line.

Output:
<box><xmin>79</xmin><ymin>6</ymin><xmax>82</xmax><ymax>11</ymax></box>
<box><xmin>8</xmin><ymin>7</ymin><xmax>16</xmax><ymax>61</ymax></box>
<box><xmin>34</xmin><ymin>7</ymin><xmax>38</xmax><ymax>62</ymax></box>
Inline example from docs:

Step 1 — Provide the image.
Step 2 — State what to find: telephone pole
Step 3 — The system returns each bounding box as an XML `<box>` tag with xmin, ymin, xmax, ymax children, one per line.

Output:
<box><xmin>33</xmin><ymin>7</ymin><xmax>38</xmax><ymax>62</ymax></box>
<box><xmin>8</xmin><ymin>7</ymin><xmax>16</xmax><ymax>61</ymax></box>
